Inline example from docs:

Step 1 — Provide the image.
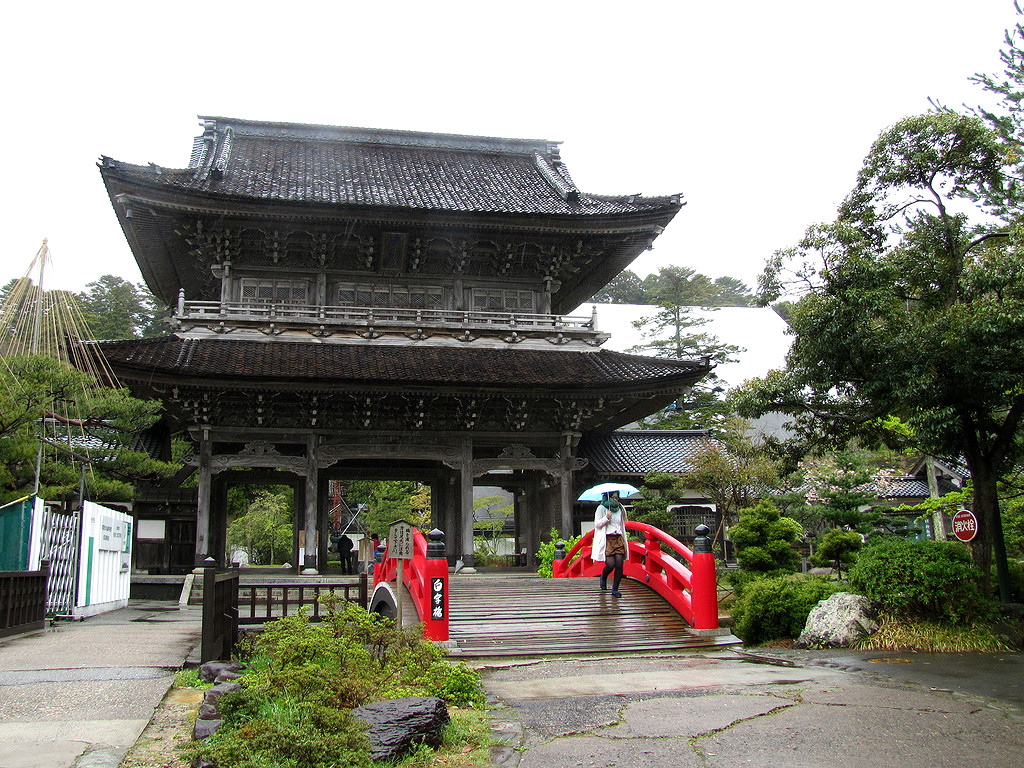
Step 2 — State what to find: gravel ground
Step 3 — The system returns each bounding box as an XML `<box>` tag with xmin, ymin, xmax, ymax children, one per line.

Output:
<box><xmin>119</xmin><ymin>688</ymin><xmax>203</xmax><ymax>768</ymax></box>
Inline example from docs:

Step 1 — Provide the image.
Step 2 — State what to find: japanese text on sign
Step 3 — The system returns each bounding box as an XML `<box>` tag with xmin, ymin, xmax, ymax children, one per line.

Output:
<box><xmin>431</xmin><ymin>577</ymin><xmax>445</xmax><ymax>620</ymax></box>
<box><xmin>951</xmin><ymin>509</ymin><xmax>978</xmax><ymax>542</ymax></box>
<box><xmin>389</xmin><ymin>521</ymin><xmax>415</xmax><ymax>560</ymax></box>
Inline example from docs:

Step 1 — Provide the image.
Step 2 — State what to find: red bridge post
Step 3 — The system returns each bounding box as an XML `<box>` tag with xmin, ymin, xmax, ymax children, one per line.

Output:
<box><xmin>690</xmin><ymin>524</ymin><xmax>719</xmax><ymax>630</ymax></box>
<box><xmin>422</xmin><ymin>529</ymin><xmax>449</xmax><ymax>642</ymax></box>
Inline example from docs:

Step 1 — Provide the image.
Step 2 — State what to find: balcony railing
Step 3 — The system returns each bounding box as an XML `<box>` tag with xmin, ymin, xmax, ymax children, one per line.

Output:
<box><xmin>172</xmin><ymin>294</ymin><xmax>606</xmax><ymax>345</ymax></box>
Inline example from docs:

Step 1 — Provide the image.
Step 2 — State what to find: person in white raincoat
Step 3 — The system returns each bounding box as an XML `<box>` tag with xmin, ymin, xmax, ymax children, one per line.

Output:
<box><xmin>593</xmin><ymin>490</ymin><xmax>628</xmax><ymax>597</ymax></box>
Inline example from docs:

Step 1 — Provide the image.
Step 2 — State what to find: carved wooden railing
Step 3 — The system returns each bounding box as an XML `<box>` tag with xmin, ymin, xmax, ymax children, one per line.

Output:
<box><xmin>172</xmin><ymin>294</ymin><xmax>605</xmax><ymax>344</ymax></box>
<box><xmin>374</xmin><ymin>529</ymin><xmax>449</xmax><ymax>641</ymax></box>
<box><xmin>552</xmin><ymin>522</ymin><xmax>719</xmax><ymax>631</ymax></box>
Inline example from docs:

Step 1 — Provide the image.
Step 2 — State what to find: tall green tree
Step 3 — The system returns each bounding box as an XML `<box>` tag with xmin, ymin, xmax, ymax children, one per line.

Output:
<box><xmin>226</xmin><ymin>488</ymin><xmax>293</xmax><ymax>565</ymax></box>
<box><xmin>737</xmin><ymin>112</ymin><xmax>1019</xmax><ymax>601</ymax></box>
<box><xmin>347</xmin><ymin>480</ymin><xmax>429</xmax><ymax>536</ymax></box>
<box><xmin>630</xmin><ymin>268</ymin><xmax>742</xmax><ymax>429</ymax></box>
<box><xmin>593</xmin><ymin>267</ymin><xmax>754</xmax><ymax>307</ymax></box>
<box><xmin>76</xmin><ymin>275</ymin><xmax>167</xmax><ymax>339</ymax></box>
<box><xmin>677</xmin><ymin>418</ymin><xmax>782</xmax><ymax>529</ymax></box>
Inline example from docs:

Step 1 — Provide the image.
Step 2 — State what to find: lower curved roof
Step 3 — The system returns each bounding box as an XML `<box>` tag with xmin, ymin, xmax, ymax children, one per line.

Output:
<box><xmin>92</xmin><ymin>336</ymin><xmax>710</xmax><ymax>393</ymax></box>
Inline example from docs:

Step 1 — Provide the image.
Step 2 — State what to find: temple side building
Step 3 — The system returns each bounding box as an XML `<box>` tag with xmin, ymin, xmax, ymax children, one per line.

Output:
<box><xmin>96</xmin><ymin>116</ymin><xmax>710</xmax><ymax>573</ymax></box>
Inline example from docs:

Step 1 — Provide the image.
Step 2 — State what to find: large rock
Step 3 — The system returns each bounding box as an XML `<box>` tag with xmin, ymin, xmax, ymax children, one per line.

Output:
<box><xmin>796</xmin><ymin>592</ymin><xmax>877</xmax><ymax>648</ymax></box>
<box><xmin>199</xmin><ymin>661</ymin><xmax>243</xmax><ymax>683</ymax></box>
<box><xmin>351</xmin><ymin>697</ymin><xmax>450</xmax><ymax>762</ymax></box>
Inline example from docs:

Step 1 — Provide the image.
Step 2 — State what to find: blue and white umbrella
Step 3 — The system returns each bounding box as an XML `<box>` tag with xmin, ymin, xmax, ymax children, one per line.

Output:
<box><xmin>576</xmin><ymin>482</ymin><xmax>641</xmax><ymax>502</ymax></box>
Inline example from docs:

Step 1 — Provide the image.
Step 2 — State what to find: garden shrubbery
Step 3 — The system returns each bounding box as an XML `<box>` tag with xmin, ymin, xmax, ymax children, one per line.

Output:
<box><xmin>536</xmin><ymin>528</ymin><xmax>582</xmax><ymax>577</ymax></box>
<box><xmin>847</xmin><ymin>537</ymin><xmax>991</xmax><ymax>623</ymax></box>
<box><xmin>189</xmin><ymin>601</ymin><xmax>486</xmax><ymax>768</ymax></box>
<box><xmin>730</xmin><ymin>575</ymin><xmax>845</xmax><ymax>646</ymax></box>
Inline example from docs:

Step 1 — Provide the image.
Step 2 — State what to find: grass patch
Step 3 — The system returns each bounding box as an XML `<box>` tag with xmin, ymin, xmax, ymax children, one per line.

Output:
<box><xmin>389</xmin><ymin>708</ymin><xmax>494</xmax><ymax>768</ymax></box>
<box><xmin>172</xmin><ymin>667</ymin><xmax>211</xmax><ymax>690</ymax></box>
<box><xmin>855</xmin><ymin>613</ymin><xmax>1013</xmax><ymax>653</ymax></box>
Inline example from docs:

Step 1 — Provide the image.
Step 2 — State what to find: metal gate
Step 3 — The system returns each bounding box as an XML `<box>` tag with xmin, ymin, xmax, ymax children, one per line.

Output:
<box><xmin>37</xmin><ymin>505</ymin><xmax>80</xmax><ymax>616</ymax></box>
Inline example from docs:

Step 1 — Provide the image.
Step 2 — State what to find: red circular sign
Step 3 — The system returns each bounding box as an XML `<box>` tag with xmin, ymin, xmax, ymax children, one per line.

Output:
<box><xmin>951</xmin><ymin>509</ymin><xmax>978</xmax><ymax>542</ymax></box>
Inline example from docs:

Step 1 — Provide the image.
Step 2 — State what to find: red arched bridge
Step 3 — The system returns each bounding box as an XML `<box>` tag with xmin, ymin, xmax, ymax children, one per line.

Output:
<box><xmin>371</xmin><ymin>522</ymin><xmax>734</xmax><ymax>656</ymax></box>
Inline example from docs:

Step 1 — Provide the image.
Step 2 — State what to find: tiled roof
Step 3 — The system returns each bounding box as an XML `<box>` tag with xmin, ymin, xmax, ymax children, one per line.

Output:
<box><xmin>99</xmin><ymin>116</ymin><xmax>680</xmax><ymax>217</ymax></box>
<box><xmin>91</xmin><ymin>336</ymin><xmax>709</xmax><ymax>390</ymax></box>
<box><xmin>865</xmin><ymin>477</ymin><xmax>932</xmax><ymax>500</ymax></box>
<box><xmin>579</xmin><ymin>430</ymin><xmax>716</xmax><ymax>475</ymax></box>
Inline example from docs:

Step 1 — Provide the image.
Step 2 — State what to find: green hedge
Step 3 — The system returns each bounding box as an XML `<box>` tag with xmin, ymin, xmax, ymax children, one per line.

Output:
<box><xmin>848</xmin><ymin>537</ymin><xmax>990</xmax><ymax>623</ymax></box>
<box><xmin>730</xmin><ymin>575</ymin><xmax>845</xmax><ymax>646</ymax></box>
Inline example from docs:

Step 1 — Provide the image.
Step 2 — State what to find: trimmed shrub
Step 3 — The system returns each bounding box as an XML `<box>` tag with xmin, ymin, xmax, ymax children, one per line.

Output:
<box><xmin>731</xmin><ymin>575</ymin><xmax>845</xmax><ymax>646</ymax></box>
<box><xmin>728</xmin><ymin>500</ymin><xmax>803</xmax><ymax>575</ymax></box>
<box><xmin>848</xmin><ymin>537</ymin><xmax>991</xmax><ymax>623</ymax></box>
<box><xmin>811</xmin><ymin>529</ymin><xmax>863</xmax><ymax>577</ymax></box>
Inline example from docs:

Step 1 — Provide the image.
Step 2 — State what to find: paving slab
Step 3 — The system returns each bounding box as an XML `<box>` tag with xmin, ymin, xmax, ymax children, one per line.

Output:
<box><xmin>0</xmin><ymin>602</ymin><xmax>200</xmax><ymax>768</ymax></box>
<box><xmin>479</xmin><ymin>648</ymin><xmax>1024</xmax><ymax>768</ymax></box>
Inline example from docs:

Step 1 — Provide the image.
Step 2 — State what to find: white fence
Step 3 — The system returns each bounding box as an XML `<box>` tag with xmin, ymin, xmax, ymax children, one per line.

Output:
<box><xmin>74</xmin><ymin>502</ymin><xmax>132</xmax><ymax>617</ymax></box>
<box><xmin>26</xmin><ymin>498</ymin><xmax>132</xmax><ymax>618</ymax></box>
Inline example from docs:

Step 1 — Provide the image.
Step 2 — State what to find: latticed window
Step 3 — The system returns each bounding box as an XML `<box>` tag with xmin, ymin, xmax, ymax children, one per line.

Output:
<box><xmin>239</xmin><ymin>278</ymin><xmax>309</xmax><ymax>306</ymax></box>
<box><xmin>472</xmin><ymin>288</ymin><xmax>536</xmax><ymax>313</ymax></box>
<box><xmin>335</xmin><ymin>283</ymin><xmax>442</xmax><ymax>309</ymax></box>
<box><xmin>666</xmin><ymin>505</ymin><xmax>717</xmax><ymax>540</ymax></box>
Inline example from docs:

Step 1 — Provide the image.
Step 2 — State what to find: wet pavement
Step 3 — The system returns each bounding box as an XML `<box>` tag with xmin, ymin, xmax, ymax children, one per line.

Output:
<box><xmin>475</xmin><ymin>648</ymin><xmax>1024</xmax><ymax>768</ymax></box>
<box><xmin>0</xmin><ymin>602</ymin><xmax>201</xmax><ymax>768</ymax></box>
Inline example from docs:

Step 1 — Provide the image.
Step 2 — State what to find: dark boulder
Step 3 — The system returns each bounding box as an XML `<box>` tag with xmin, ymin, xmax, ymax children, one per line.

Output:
<box><xmin>192</xmin><ymin>717</ymin><xmax>223</xmax><ymax>740</ymax></box>
<box><xmin>198</xmin><ymin>661</ymin><xmax>243</xmax><ymax>683</ymax></box>
<box><xmin>351</xmin><ymin>696</ymin><xmax>450</xmax><ymax>762</ymax></box>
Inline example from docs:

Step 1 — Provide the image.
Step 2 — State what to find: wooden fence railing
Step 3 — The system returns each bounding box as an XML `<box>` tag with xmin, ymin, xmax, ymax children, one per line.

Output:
<box><xmin>201</xmin><ymin>561</ymin><xmax>239</xmax><ymax>663</ymax></box>
<box><xmin>0</xmin><ymin>562</ymin><xmax>50</xmax><ymax>639</ymax></box>
<box><xmin>200</xmin><ymin>561</ymin><xmax>370</xmax><ymax>662</ymax></box>
<box><xmin>237</xmin><ymin>578</ymin><xmax>368</xmax><ymax>624</ymax></box>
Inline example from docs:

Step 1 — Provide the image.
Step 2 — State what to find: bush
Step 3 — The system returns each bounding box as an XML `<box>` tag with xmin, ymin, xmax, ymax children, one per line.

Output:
<box><xmin>190</xmin><ymin>602</ymin><xmax>485</xmax><ymax>768</ymax></box>
<box><xmin>994</xmin><ymin>559</ymin><xmax>1024</xmax><ymax>602</ymax></box>
<box><xmin>848</xmin><ymin>537</ymin><xmax>991</xmax><ymax>623</ymax></box>
<box><xmin>811</xmin><ymin>529</ymin><xmax>863</xmax><ymax>577</ymax></box>
<box><xmin>536</xmin><ymin>528</ymin><xmax>582</xmax><ymax>578</ymax></box>
<box><xmin>728</xmin><ymin>500</ymin><xmax>803</xmax><ymax>574</ymax></box>
<box><xmin>730</xmin><ymin>575</ymin><xmax>845</xmax><ymax>646</ymax></box>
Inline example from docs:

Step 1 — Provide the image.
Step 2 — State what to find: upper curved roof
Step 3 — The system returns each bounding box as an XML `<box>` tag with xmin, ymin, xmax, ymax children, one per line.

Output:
<box><xmin>100</xmin><ymin>116</ymin><xmax>682</xmax><ymax>218</ymax></box>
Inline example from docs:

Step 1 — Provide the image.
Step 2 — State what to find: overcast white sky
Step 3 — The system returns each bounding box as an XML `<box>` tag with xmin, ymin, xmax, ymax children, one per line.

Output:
<box><xmin>2</xmin><ymin>1</ymin><xmax>1020</xmax><ymax>298</ymax></box>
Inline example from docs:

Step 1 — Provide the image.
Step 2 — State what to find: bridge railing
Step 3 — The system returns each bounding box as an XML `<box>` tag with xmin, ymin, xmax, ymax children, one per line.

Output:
<box><xmin>552</xmin><ymin>521</ymin><xmax>719</xmax><ymax>630</ymax></box>
<box><xmin>374</xmin><ymin>529</ymin><xmax>449</xmax><ymax>641</ymax></box>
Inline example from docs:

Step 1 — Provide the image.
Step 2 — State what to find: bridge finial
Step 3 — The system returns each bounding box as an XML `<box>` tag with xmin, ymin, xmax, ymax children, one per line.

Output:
<box><xmin>426</xmin><ymin>528</ymin><xmax>446</xmax><ymax>559</ymax></box>
<box><xmin>693</xmin><ymin>524</ymin><xmax>712</xmax><ymax>554</ymax></box>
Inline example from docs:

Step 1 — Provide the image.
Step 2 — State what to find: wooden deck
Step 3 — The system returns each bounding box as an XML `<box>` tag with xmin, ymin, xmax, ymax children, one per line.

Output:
<box><xmin>448</xmin><ymin>573</ymin><xmax>738</xmax><ymax>657</ymax></box>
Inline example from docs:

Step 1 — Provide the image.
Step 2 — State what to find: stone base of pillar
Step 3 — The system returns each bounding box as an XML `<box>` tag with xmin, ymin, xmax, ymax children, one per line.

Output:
<box><xmin>301</xmin><ymin>568</ymin><xmax>320</xmax><ymax>575</ymax></box>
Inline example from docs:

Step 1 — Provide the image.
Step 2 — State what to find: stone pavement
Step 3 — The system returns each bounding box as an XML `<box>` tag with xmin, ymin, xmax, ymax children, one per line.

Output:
<box><xmin>0</xmin><ymin>602</ymin><xmax>201</xmax><ymax>768</ymax></box>
<box><xmin>476</xmin><ymin>648</ymin><xmax>1024</xmax><ymax>768</ymax></box>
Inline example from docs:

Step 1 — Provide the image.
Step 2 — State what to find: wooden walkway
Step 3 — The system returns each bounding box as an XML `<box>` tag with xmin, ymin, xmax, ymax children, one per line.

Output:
<box><xmin>448</xmin><ymin>573</ymin><xmax>738</xmax><ymax>657</ymax></box>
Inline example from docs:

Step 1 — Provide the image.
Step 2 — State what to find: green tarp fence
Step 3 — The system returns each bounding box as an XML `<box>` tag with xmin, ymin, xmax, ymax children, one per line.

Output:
<box><xmin>0</xmin><ymin>497</ymin><xmax>33</xmax><ymax>571</ymax></box>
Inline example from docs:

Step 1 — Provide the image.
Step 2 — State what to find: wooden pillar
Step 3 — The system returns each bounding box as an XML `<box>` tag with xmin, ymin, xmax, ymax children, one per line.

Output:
<box><xmin>524</xmin><ymin>474</ymin><xmax>542</xmax><ymax>568</ymax></box>
<box><xmin>317</xmin><ymin>470</ymin><xmax>330</xmax><ymax>571</ymax></box>
<box><xmin>559</xmin><ymin>436</ymin><xmax>576</xmax><ymax>539</ymax></box>
<box><xmin>213</xmin><ymin>474</ymin><xmax>229</xmax><ymax>566</ymax></box>
<box><xmin>460</xmin><ymin>439</ymin><xmax>475</xmax><ymax>569</ymax></box>
<box><xmin>195</xmin><ymin>432</ymin><xmax>212</xmax><ymax>567</ymax></box>
<box><xmin>302</xmin><ymin>435</ymin><xmax>319</xmax><ymax>575</ymax></box>
<box><xmin>438</xmin><ymin>468</ymin><xmax>461</xmax><ymax>568</ymax></box>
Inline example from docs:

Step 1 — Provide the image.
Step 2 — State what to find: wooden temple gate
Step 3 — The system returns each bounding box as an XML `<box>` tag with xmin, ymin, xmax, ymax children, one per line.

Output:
<box><xmin>94</xmin><ymin>116</ymin><xmax>710</xmax><ymax>575</ymax></box>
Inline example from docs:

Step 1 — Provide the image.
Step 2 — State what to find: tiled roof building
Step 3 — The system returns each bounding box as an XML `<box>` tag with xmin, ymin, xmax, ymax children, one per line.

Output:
<box><xmin>96</xmin><ymin>117</ymin><xmax>706</xmax><ymax>573</ymax></box>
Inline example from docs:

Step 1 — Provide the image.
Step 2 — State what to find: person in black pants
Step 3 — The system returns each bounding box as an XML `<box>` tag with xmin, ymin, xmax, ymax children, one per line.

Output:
<box><xmin>594</xmin><ymin>491</ymin><xmax>628</xmax><ymax>597</ymax></box>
